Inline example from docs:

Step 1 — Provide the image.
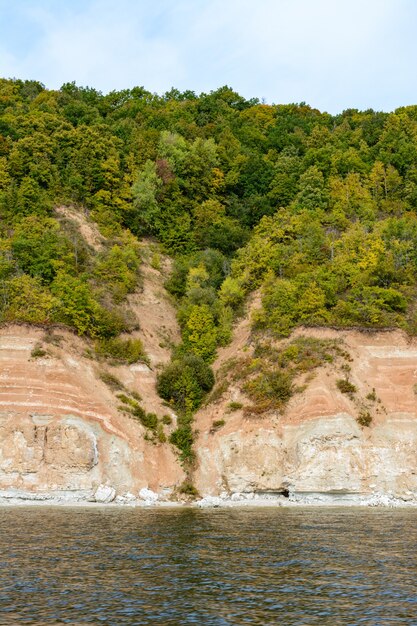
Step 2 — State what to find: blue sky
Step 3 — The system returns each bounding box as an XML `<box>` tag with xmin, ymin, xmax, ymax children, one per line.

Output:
<box><xmin>0</xmin><ymin>0</ymin><xmax>416</xmax><ymax>113</ymax></box>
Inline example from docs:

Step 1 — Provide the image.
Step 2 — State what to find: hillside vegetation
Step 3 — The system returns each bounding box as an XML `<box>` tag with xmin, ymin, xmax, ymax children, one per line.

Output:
<box><xmin>2</xmin><ymin>78</ymin><xmax>417</xmax><ymax>457</ymax></box>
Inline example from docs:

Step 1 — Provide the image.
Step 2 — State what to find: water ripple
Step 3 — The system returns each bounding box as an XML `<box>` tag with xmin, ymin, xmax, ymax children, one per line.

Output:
<box><xmin>0</xmin><ymin>507</ymin><xmax>415</xmax><ymax>624</ymax></box>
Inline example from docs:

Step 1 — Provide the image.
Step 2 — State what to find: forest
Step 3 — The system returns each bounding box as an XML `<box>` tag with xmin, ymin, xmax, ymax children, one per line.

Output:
<box><xmin>2</xmin><ymin>77</ymin><xmax>417</xmax><ymax>454</ymax></box>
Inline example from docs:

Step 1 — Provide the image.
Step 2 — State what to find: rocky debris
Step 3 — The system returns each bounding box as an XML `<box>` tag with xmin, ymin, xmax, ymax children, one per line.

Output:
<box><xmin>115</xmin><ymin>492</ymin><xmax>137</xmax><ymax>504</ymax></box>
<box><xmin>94</xmin><ymin>485</ymin><xmax>116</xmax><ymax>503</ymax></box>
<box><xmin>196</xmin><ymin>496</ymin><xmax>222</xmax><ymax>508</ymax></box>
<box><xmin>139</xmin><ymin>487</ymin><xmax>159</xmax><ymax>504</ymax></box>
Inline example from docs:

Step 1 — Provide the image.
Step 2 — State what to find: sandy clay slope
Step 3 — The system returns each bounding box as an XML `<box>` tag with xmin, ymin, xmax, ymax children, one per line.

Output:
<box><xmin>193</xmin><ymin>302</ymin><xmax>417</xmax><ymax>504</ymax></box>
<box><xmin>0</xmin><ymin>212</ymin><xmax>185</xmax><ymax>504</ymax></box>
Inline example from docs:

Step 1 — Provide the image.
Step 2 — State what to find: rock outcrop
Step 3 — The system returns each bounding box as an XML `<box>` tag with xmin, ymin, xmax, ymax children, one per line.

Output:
<box><xmin>1</xmin><ymin>318</ymin><xmax>417</xmax><ymax>504</ymax></box>
<box><xmin>194</xmin><ymin>328</ymin><xmax>417</xmax><ymax>503</ymax></box>
<box><xmin>0</xmin><ymin>324</ymin><xmax>185</xmax><ymax>503</ymax></box>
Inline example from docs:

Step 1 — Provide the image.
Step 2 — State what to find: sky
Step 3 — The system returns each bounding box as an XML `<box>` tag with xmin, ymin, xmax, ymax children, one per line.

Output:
<box><xmin>0</xmin><ymin>0</ymin><xmax>416</xmax><ymax>113</ymax></box>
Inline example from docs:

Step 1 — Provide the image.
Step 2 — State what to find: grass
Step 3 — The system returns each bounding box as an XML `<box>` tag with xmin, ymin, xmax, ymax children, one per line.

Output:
<box><xmin>366</xmin><ymin>388</ymin><xmax>377</xmax><ymax>402</ymax></box>
<box><xmin>227</xmin><ymin>401</ymin><xmax>243</xmax><ymax>411</ymax></box>
<box><xmin>178</xmin><ymin>481</ymin><xmax>200</xmax><ymax>499</ymax></box>
<box><xmin>210</xmin><ymin>419</ymin><xmax>225</xmax><ymax>433</ymax></box>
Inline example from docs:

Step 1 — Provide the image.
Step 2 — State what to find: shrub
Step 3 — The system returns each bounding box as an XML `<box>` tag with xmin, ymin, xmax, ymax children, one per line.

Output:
<box><xmin>157</xmin><ymin>424</ymin><xmax>167</xmax><ymax>443</ymax></box>
<box><xmin>99</xmin><ymin>371</ymin><xmax>125</xmax><ymax>390</ymax></box>
<box><xmin>116</xmin><ymin>393</ymin><xmax>136</xmax><ymax>407</ymax></box>
<box><xmin>95</xmin><ymin>337</ymin><xmax>148</xmax><ymax>364</ymax></box>
<box><xmin>31</xmin><ymin>345</ymin><xmax>47</xmax><ymax>358</ymax></box>
<box><xmin>178</xmin><ymin>482</ymin><xmax>199</xmax><ymax>499</ymax></box>
<box><xmin>366</xmin><ymin>388</ymin><xmax>377</xmax><ymax>402</ymax></box>
<box><xmin>140</xmin><ymin>411</ymin><xmax>158</xmax><ymax>432</ymax></box>
<box><xmin>357</xmin><ymin>410</ymin><xmax>372</xmax><ymax>427</ymax></box>
<box><xmin>157</xmin><ymin>354</ymin><xmax>214</xmax><ymax>413</ymax></box>
<box><xmin>219</xmin><ymin>276</ymin><xmax>245</xmax><ymax>310</ymax></box>
<box><xmin>93</xmin><ymin>243</ymin><xmax>140</xmax><ymax>302</ymax></box>
<box><xmin>150</xmin><ymin>252</ymin><xmax>161</xmax><ymax>271</ymax></box>
<box><xmin>182</xmin><ymin>303</ymin><xmax>217</xmax><ymax>362</ymax></box>
<box><xmin>227</xmin><ymin>401</ymin><xmax>243</xmax><ymax>411</ymax></box>
<box><xmin>336</xmin><ymin>379</ymin><xmax>357</xmax><ymax>394</ymax></box>
<box><xmin>169</xmin><ymin>423</ymin><xmax>194</xmax><ymax>462</ymax></box>
<box><xmin>231</xmin><ymin>336</ymin><xmax>349</xmax><ymax>415</ymax></box>
<box><xmin>43</xmin><ymin>331</ymin><xmax>63</xmax><ymax>346</ymax></box>
<box><xmin>244</xmin><ymin>370</ymin><xmax>294</xmax><ymax>406</ymax></box>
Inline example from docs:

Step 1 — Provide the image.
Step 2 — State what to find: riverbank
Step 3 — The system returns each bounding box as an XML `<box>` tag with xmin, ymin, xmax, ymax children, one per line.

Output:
<box><xmin>1</xmin><ymin>489</ymin><xmax>416</xmax><ymax>508</ymax></box>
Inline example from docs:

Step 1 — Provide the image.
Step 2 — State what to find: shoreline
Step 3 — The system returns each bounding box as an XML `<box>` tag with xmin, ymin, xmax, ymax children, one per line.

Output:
<box><xmin>0</xmin><ymin>491</ymin><xmax>416</xmax><ymax>509</ymax></box>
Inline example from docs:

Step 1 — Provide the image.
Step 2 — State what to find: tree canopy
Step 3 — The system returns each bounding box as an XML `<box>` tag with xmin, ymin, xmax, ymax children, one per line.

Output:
<box><xmin>1</xmin><ymin>77</ymin><xmax>417</xmax><ymax>342</ymax></box>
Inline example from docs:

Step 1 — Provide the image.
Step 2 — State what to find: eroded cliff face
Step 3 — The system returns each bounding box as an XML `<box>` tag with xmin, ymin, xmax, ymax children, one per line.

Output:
<box><xmin>0</xmin><ymin>325</ymin><xmax>185</xmax><ymax>502</ymax></box>
<box><xmin>1</xmin><ymin>284</ymin><xmax>417</xmax><ymax>503</ymax></box>
<box><xmin>193</xmin><ymin>324</ymin><xmax>417</xmax><ymax>503</ymax></box>
<box><xmin>0</xmin><ymin>225</ymin><xmax>187</xmax><ymax>504</ymax></box>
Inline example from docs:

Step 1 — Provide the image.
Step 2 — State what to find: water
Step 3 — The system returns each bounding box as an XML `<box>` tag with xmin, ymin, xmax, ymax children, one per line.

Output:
<box><xmin>0</xmin><ymin>507</ymin><xmax>416</xmax><ymax>625</ymax></box>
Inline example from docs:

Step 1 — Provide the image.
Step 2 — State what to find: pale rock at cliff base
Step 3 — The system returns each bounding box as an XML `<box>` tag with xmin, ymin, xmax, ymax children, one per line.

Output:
<box><xmin>139</xmin><ymin>487</ymin><xmax>159</xmax><ymax>503</ymax></box>
<box><xmin>196</xmin><ymin>496</ymin><xmax>222</xmax><ymax>508</ymax></box>
<box><xmin>115</xmin><ymin>492</ymin><xmax>137</xmax><ymax>504</ymax></box>
<box><xmin>94</xmin><ymin>485</ymin><xmax>116</xmax><ymax>503</ymax></box>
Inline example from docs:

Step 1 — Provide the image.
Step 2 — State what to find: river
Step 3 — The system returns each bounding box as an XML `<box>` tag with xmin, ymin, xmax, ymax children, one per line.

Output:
<box><xmin>0</xmin><ymin>507</ymin><xmax>415</xmax><ymax>624</ymax></box>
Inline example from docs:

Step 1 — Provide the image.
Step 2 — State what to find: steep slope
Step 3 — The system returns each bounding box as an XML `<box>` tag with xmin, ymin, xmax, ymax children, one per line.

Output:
<box><xmin>194</xmin><ymin>318</ymin><xmax>417</xmax><ymax>503</ymax></box>
<box><xmin>1</xmin><ymin>211</ymin><xmax>416</xmax><ymax>505</ymax></box>
<box><xmin>0</xmin><ymin>323</ymin><xmax>185</xmax><ymax>502</ymax></box>
<box><xmin>0</xmin><ymin>212</ymin><xmax>186</xmax><ymax>503</ymax></box>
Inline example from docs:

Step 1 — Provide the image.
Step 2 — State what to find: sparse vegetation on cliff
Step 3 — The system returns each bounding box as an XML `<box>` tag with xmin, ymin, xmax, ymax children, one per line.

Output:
<box><xmin>157</xmin><ymin>354</ymin><xmax>214</xmax><ymax>460</ymax></box>
<box><xmin>95</xmin><ymin>336</ymin><xmax>148</xmax><ymax>365</ymax></box>
<box><xmin>228</xmin><ymin>336</ymin><xmax>351</xmax><ymax>415</ymax></box>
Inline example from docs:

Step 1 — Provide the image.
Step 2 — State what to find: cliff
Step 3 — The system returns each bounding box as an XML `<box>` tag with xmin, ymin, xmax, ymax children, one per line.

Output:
<box><xmin>0</xmin><ymin>247</ymin><xmax>416</xmax><ymax>505</ymax></box>
<box><xmin>1</xmin><ymin>322</ymin><xmax>417</xmax><ymax>505</ymax></box>
<box><xmin>194</xmin><ymin>324</ymin><xmax>417</xmax><ymax>503</ymax></box>
<box><xmin>0</xmin><ymin>240</ymin><xmax>186</xmax><ymax>504</ymax></box>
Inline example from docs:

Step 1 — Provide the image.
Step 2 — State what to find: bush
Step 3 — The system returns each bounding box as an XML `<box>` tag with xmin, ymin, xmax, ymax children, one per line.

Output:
<box><xmin>95</xmin><ymin>337</ymin><xmax>147</xmax><ymax>364</ymax></box>
<box><xmin>178</xmin><ymin>481</ymin><xmax>199</xmax><ymax>499</ymax></box>
<box><xmin>366</xmin><ymin>388</ymin><xmax>377</xmax><ymax>402</ymax></box>
<box><xmin>157</xmin><ymin>354</ymin><xmax>215</xmax><ymax>413</ymax></box>
<box><xmin>99</xmin><ymin>371</ymin><xmax>125</xmax><ymax>390</ymax></box>
<box><xmin>118</xmin><ymin>395</ymin><xmax>159</xmax><ymax>433</ymax></box>
<box><xmin>336</xmin><ymin>378</ymin><xmax>357</xmax><ymax>394</ymax></box>
<box><xmin>182</xmin><ymin>304</ymin><xmax>218</xmax><ymax>362</ymax></box>
<box><xmin>244</xmin><ymin>370</ymin><xmax>294</xmax><ymax>406</ymax></box>
<box><xmin>227</xmin><ymin>401</ymin><xmax>243</xmax><ymax>411</ymax></box>
<box><xmin>169</xmin><ymin>423</ymin><xmax>194</xmax><ymax>461</ymax></box>
<box><xmin>357</xmin><ymin>410</ymin><xmax>372</xmax><ymax>427</ymax></box>
<box><xmin>31</xmin><ymin>344</ymin><xmax>47</xmax><ymax>358</ymax></box>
